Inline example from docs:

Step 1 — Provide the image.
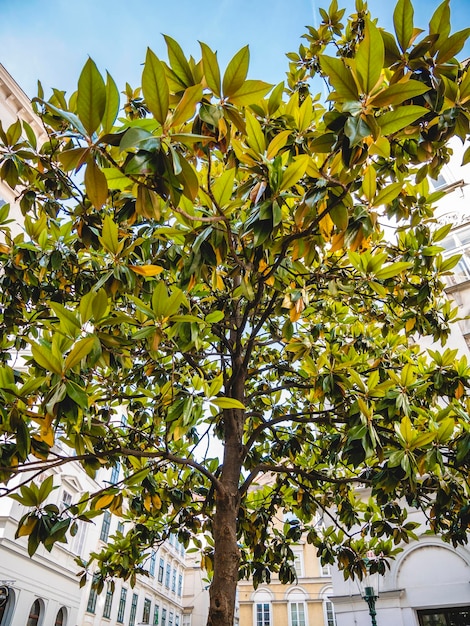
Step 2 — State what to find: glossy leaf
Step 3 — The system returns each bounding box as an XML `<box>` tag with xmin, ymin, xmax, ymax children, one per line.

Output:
<box><xmin>200</xmin><ymin>42</ymin><xmax>221</xmax><ymax>97</ymax></box>
<box><xmin>376</xmin><ymin>105</ymin><xmax>428</xmax><ymax>135</ymax></box>
<box><xmin>355</xmin><ymin>20</ymin><xmax>384</xmax><ymax>94</ymax></box>
<box><xmin>142</xmin><ymin>48</ymin><xmax>170</xmax><ymax>126</ymax></box>
<box><xmin>394</xmin><ymin>0</ymin><xmax>414</xmax><ymax>51</ymax></box>
<box><xmin>222</xmin><ymin>45</ymin><xmax>249</xmax><ymax>97</ymax></box>
<box><xmin>319</xmin><ymin>55</ymin><xmax>359</xmax><ymax>102</ymax></box>
<box><xmin>77</xmin><ymin>58</ymin><xmax>106</xmax><ymax>136</ymax></box>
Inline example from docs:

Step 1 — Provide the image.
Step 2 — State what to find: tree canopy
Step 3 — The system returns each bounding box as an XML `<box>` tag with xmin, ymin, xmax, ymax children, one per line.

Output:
<box><xmin>1</xmin><ymin>0</ymin><xmax>470</xmax><ymax>624</ymax></box>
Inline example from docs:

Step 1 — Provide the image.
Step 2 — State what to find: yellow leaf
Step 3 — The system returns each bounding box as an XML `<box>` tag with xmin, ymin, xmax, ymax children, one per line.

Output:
<box><xmin>85</xmin><ymin>160</ymin><xmax>108</xmax><ymax>209</ymax></box>
<box><xmin>151</xmin><ymin>493</ymin><xmax>162</xmax><ymax>509</ymax></box>
<box><xmin>17</xmin><ymin>516</ymin><xmax>38</xmax><ymax>538</ymax></box>
<box><xmin>266</xmin><ymin>130</ymin><xmax>291</xmax><ymax>160</ymax></box>
<box><xmin>405</xmin><ymin>318</ymin><xmax>416</xmax><ymax>333</ymax></box>
<box><xmin>143</xmin><ymin>493</ymin><xmax>152</xmax><ymax>512</ymax></box>
<box><xmin>455</xmin><ymin>381</ymin><xmax>465</xmax><ymax>399</ymax></box>
<box><xmin>94</xmin><ymin>494</ymin><xmax>115</xmax><ymax>510</ymax></box>
<box><xmin>129</xmin><ymin>265</ymin><xmax>164</xmax><ymax>277</ymax></box>
<box><xmin>280</xmin><ymin>155</ymin><xmax>309</xmax><ymax>190</ymax></box>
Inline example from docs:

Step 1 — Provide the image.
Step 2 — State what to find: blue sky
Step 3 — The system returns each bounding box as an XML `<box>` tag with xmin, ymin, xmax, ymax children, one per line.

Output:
<box><xmin>0</xmin><ymin>0</ymin><xmax>469</xmax><ymax>99</ymax></box>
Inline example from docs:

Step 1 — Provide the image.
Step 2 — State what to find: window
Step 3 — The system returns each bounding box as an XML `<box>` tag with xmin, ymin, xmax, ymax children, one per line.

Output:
<box><xmin>26</xmin><ymin>599</ymin><xmax>42</xmax><ymax>626</ymax></box>
<box><xmin>86</xmin><ymin>576</ymin><xmax>99</xmax><ymax>614</ymax></box>
<box><xmin>256</xmin><ymin>603</ymin><xmax>271</xmax><ymax>626</ymax></box>
<box><xmin>182</xmin><ymin>616</ymin><xmax>191</xmax><ymax>626</ymax></box>
<box><xmin>149</xmin><ymin>551</ymin><xmax>157</xmax><ymax>576</ymax></box>
<box><xmin>60</xmin><ymin>490</ymin><xmax>72</xmax><ymax>512</ymax></box>
<box><xmin>417</xmin><ymin>607</ymin><xmax>470</xmax><ymax>625</ymax></box>
<box><xmin>175</xmin><ymin>616</ymin><xmax>180</xmax><ymax>626</ymax></box>
<box><xmin>162</xmin><ymin>608</ymin><xmax>167</xmax><ymax>626</ymax></box>
<box><xmin>324</xmin><ymin>600</ymin><xmax>336</xmax><ymax>626</ymax></box>
<box><xmin>153</xmin><ymin>604</ymin><xmax>160</xmax><ymax>625</ymax></box>
<box><xmin>292</xmin><ymin>549</ymin><xmax>304</xmax><ymax>578</ymax></box>
<box><xmin>117</xmin><ymin>521</ymin><xmax>125</xmax><ymax>534</ymax></box>
<box><xmin>290</xmin><ymin>602</ymin><xmax>306</xmax><ymax>626</ymax></box>
<box><xmin>142</xmin><ymin>598</ymin><xmax>151</xmax><ymax>624</ymax></box>
<box><xmin>103</xmin><ymin>584</ymin><xmax>114</xmax><ymax>619</ymax></box>
<box><xmin>320</xmin><ymin>561</ymin><xmax>331</xmax><ymax>576</ymax></box>
<box><xmin>177</xmin><ymin>573</ymin><xmax>183</xmax><ymax>596</ymax></box>
<box><xmin>129</xmin><ymin>593</ymin><xmax>138</xmax><ymax>626</ymax></box>
<box><xmin>171</xmin><ymin>568</ymin><xmax>176</xmax><ymax>592</ymax></box>
<box><xmin>165</xmin><ymin>564</ymin><xmax>171</xmax><ymax>588</ymax></box>
<box><xmin>110</xmin><ymin>464</ymin><xmax>120</xmax><ymax>484</ymax></box>
<box><xmin>100</xmin><ymin>510</ymin><xmax>112</xmax><ymax>542</ymax></box>
<box><xmin>70</xmin><ymin>519</ymin><xmax>87</xmax><ymax>556</ymax></box>
<box><xmin>441</xmin><ymin>224</ymin><xmax>470</xmax><ymax>285</ymax></box>
<box><xmin>55</xmin><ymin>607</ymin><xmax>66</xmax><ymax>626</ymax></box>
<box><xmin>169</xmin><ymin>611</ymin><xmax>174</xmax><ymax>626</ymax></box>
<box><xmin>158</xmin><ymin>558</ymin><xmax>165</xmax><ymax>583</ymax></box>
<box><xmin>117</xmin><ymin>588</ymin><xmax>127</xmax><ymax>623</ymax></box>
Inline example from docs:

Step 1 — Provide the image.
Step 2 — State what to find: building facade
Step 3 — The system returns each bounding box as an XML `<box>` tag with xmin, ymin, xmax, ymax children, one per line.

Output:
<box><xmin>238</xmin><ymin>538</ymin><xmax>336</xmax><ymax>626</ymax></box>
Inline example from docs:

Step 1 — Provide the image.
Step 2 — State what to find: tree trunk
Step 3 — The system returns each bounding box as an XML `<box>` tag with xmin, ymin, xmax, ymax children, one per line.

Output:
<box><xmin>207</xmin><ymin>404</ymin><xmax>244</xmax><ymax>626</ymax></box>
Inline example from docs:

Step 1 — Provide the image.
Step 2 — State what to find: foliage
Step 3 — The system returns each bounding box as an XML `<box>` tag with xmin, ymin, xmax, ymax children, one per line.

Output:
<box><xmin>0</xmin><ymin>0</ymin><xmax>470</xmax><ymax>623</ymax></box>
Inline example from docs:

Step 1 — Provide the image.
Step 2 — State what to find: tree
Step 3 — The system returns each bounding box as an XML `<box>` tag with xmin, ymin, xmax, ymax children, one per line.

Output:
<box><xmin>0</xmin><ymin>0</ymin><xmax>470</xmax><ymax>624</ymax></box>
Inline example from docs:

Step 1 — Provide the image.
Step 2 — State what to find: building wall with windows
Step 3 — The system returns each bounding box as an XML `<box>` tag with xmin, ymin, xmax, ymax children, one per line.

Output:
<box><xmin>238</xmin><ymin>530</ymin><xmax>336</xmax><ymax>626</ymax></box>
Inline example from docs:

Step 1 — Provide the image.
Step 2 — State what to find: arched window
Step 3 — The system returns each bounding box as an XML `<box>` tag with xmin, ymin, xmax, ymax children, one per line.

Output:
<box><xmin>54</xmin><ymin>607</ymin><xmax>67</xmax><ymax>626</ymax></box>
<box><xmin>0</xmin><ymin>587</ymin><xmax>15</xmax><ymax>626</ymax></box>
<box><xmin>252</xmin><ymin>589</ymin><xmax>273</xmax><ymax>626</ymax></box>
<box><xmin>287</xmin><ymin>589</ymin><xmax>308</xmax><ymax>626</ymax></box>
<box><xmin>26</xmin><ymin>599</ymin><xmax>41</xmax><ymax>626</ymax></box>
<box><xmin>321</xmin><ymin>588</ymin><xmax>336</xmax><ymax>626</ymax></box>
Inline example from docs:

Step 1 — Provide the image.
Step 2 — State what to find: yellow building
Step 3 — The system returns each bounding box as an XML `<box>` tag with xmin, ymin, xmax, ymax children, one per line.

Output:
<box><xmin>238</xmin><ymin>527</ymin><xmax>336</xmax><ymax>626</ymax></box>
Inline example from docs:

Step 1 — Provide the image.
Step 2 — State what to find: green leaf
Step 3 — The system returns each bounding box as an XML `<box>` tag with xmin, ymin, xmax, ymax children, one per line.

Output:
<box><xmin>280</xmin><ymin>155</ymin><xmax>310</xmax><ymax>191</ymax></box>
<box><xmin>212</xmin><ymin>168</ymin><xmax>235</xmax><ymax>207</ymax></box>
<box><xmin>372</xmin><ymin>182</ymin><xmax>403</xmax><ymax>207</ymax></box>
<box><xmin>200</xmin><ymin>42</ymin><xmax>221</xmax><ymax>97</ymax></box>
<box><xmin>267</xmin><ymin>130</ymin><xmax>291</xmax><ymax>160</ymax></box>
<box><xmin>362</xmin><ymin>166</ymin><xmax>376</xmax><ymax>202</ymax></box>
<box><xmin>319</xmin><ymin>55</ymin><xmax>359</xmax><ymax>102</ymax></box>
<box><xmin>436</xmin><ymin>29</ymin><xmax>470</xmax><ymax>65</ymax></box>
<box><xmin>66</xmin><ymin>380</ymin><xmax>89</xmax><ymax>409</ymax></box>
<box><xmin>38</xmin><ymin>475</ymin><xmax>55</xmax><ymax>503</ymax></box>
<box><xmin>355</xmin><ymin>20</ymin><xmax>384</xmax><ymax>94</ymax></box>
<box><xmin>58</xmin><ymin>147</ymin><xmax>90</xmax><ymax>172</ymax></box>
<box><xmin>393</xmin><ymin>0</ymin><xmax>414</xmax><ymax>52</ymax></box>
<box><xmin>246</xmin><ymin>112</ymin><xmax>266</xmax><ymax>155</ymax></box>
<box><xmin>142</xmin><ymin>48</ymin><xmax>170</xmax><ymax>126</ymax></box>
<box><xmin>164</xmin><ymin>35</ymin><xmax>193</xmax><ymax>88</ymax></box>
<box><xmin>211</xmin><ymin>397</ymin><xmax>245</xmax><ymax>410</ymax></box>
<box><xmin>228</xmin><ymin>80</ymin><xmax>273</xmax><ymax>107</ymax></box>
<box><xmin>85</xmin><ymin>160</ymin><xmax>108</xmax><ymax>209</ymax></box>
<box><xmin>31</xmin><ymin>342</ymin><xmax>63</xmax><ymax>376</ymax></box>
<box><xmin>99</xmin><ymin>215</ymin><xmax>120</xmax><ymax>255</ymax></box>
<box><xmin>171</xmin><ymin>84</ymin><xmax>203</xmax><ymax>128</ymax></box>
<box><xmin>429</xmin><ymin>0</ymin><xmax>451</xmax><ymax>51</ymax></box>
<box><xmin>77</xmin><ymin>58</ymin><xmax>106</xmax><ymax>136</ymax></box>
<box><xmin>370</xmin><ymin>80</ymin><xmax>430</xmax><ymax>107</ymax></box>
<box><xmin>376</xmin><ymin>106</ymin><xmax>428</xmax><ymax>135</ymax></box>
<box><xmin>65</xmin><ymin>337</ymin><xmax>96</xmax><ymax>371</ymax></box>
<box><xmin>102</xmin><ymin>168</ymin><xmax>131</xmax><ymax>190</ymax></box>
<box><xmin>296</xmin><ymin>95</ymin><xmax>313</xmax><ymax>132</ymax></box>
<box><xmin>375</xmin><ymin>261</ymin><xmax>413</xmax><ymax>280</ymax></box>
<box><xmin>222</xmin><ymin>46</ymin><xmax>250</xmax><ymax>97</ymax></box>
<box><xmin>102</xmin><ymin>72</ymin><xmax>120</xmax><ymax>134</ymax></box>
<box><xmin>34</xmin><ymin>100</ymin><xmax>87</xmax><ymax>136</ymax></box>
